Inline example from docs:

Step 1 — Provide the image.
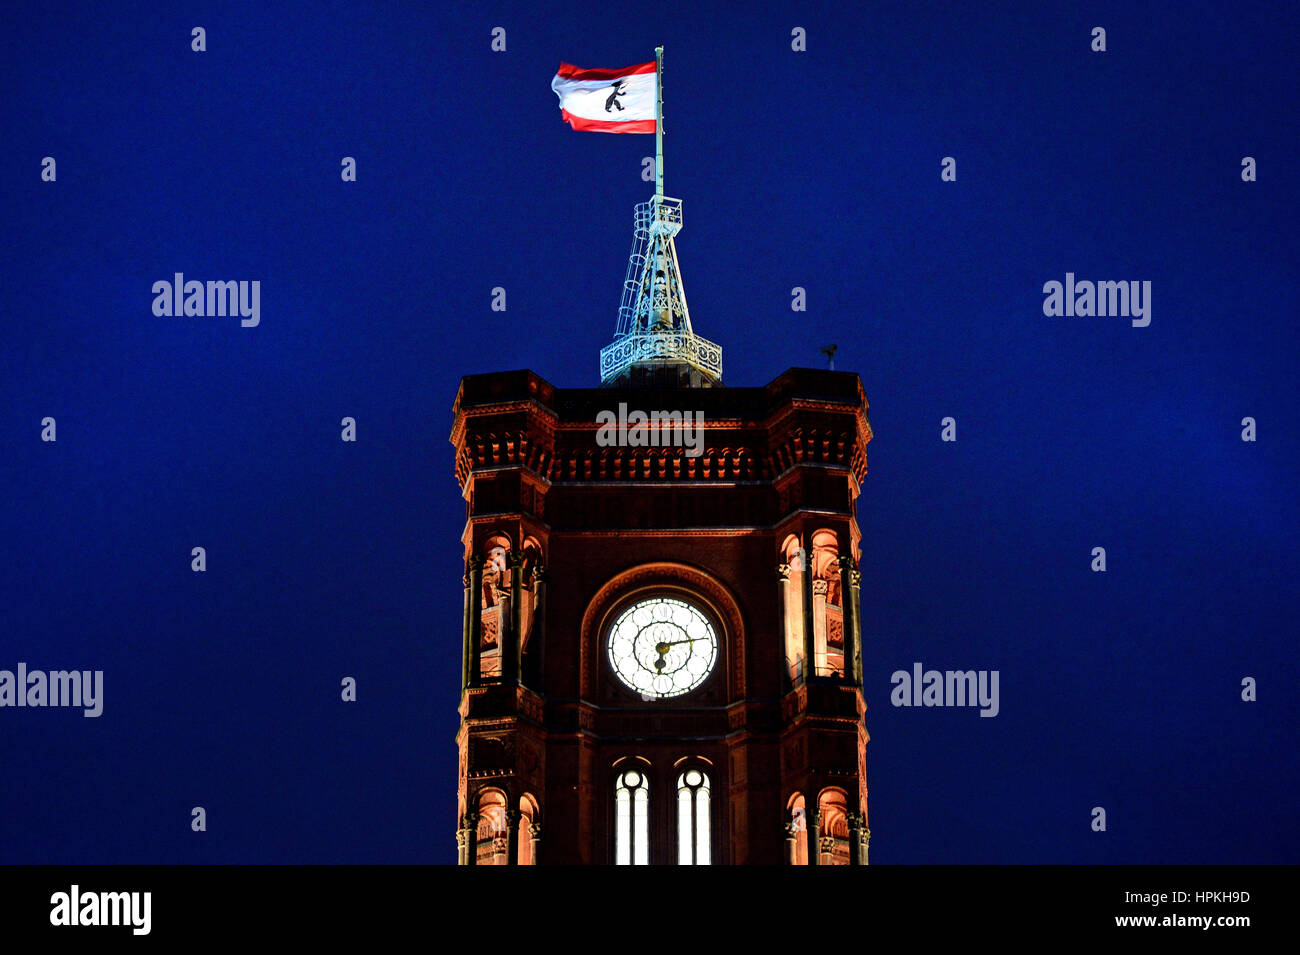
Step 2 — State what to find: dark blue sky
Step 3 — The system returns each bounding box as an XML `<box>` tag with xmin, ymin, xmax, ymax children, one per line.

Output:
<box><xmin>2</xmin><ymin>0</ymin><xmax>1297</xmax><ymax>863</ymax></box>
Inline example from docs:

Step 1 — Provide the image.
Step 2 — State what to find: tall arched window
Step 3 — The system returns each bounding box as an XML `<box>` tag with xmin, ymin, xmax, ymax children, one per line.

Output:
<box><xmin>677</xmin><ymin>769</ymin><xmax>711</xmax><ymax>865</ymax></box>
<box><xmin>615</xmin><ymin>769</ymin><xmax>649</xmax><ymax>865</ymax></box>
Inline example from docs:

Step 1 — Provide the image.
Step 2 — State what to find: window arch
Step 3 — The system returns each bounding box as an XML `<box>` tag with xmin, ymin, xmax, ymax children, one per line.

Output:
<box><xmin>579</xmin><ymin>562</ymin><xmax>746</xmax><ymax>700</ymax></box>
<box><xmin>474</xmin><ymin>788</ymin><xmax>509</xmax><ymax>865</ymax></box>
<box><xmin>614</xmin><ymin>767</ymin><xmax>650</xmax><ymax>865</ymax></box>
<box><xmin>676</xmin><ymin>768</ymin><xmax>711</xmax><ymax>864</ymax></box>
<box><xmin>817</xmin><ymin>787</ymin><xmax>851</xmax><ymax>865</ymax></box>
<box><xmin>518</xmin><ymin>793</ymin><xmax>540</xmax><ymax>866</ymax></box>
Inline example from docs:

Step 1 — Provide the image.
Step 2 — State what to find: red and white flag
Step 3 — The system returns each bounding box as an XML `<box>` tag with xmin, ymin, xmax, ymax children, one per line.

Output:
<box><xmin>551</xmin><ymin>61</ymin><xmax>657</xmax><ymax>133</ymax></box>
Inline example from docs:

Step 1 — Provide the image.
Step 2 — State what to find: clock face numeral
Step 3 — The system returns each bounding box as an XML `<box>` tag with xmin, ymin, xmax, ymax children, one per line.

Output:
<box><xmin>607</xmin><ymin>596</ymin><xmax>718</xmax><ymax>698</ymax></box>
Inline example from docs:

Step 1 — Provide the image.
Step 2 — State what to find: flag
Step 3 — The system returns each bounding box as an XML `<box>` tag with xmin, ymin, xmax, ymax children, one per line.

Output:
<box><xmin>551</xmin><ymin>61</ymin><xmax>657</xmax><ymax>133</ymax></box>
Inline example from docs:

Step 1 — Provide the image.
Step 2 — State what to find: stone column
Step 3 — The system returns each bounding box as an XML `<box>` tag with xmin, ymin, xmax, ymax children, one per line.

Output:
<box><xmin>806</xmin><ymin>808</ymin><xmax>821</xmax><ymax>867</ymax></box>
<box><xmin>505</xmin><ymin>808</ymin><xmax>521</xmax><ymax>865</ymax></box>
<box><xmin>812</xmin><ymin>579</ymin><xmax>829</xmax><ymax>676</ymax></box>
<box><xmin>467</xmin><ymin>558</ymin><xmax>484</xmax><ymax>685</ymax></box>
<box><xmin>848</xmin><ymin>565</ymin><xmax>863</xmax><ymax>684</ymax></box>
<box><xmin>838</xmin><ymin>555</ymin><xmax>857</xmax><ymax>685</ymax></box>
<box><xmin>493</xmin><ymin>586</ymin><xmax>509</xmax><ymax>679</ymax></box>
<box><xmin>461</xmin><ymin>571</ymin><xmax>472</xmax><ymax>691</ymax></box>
<box><xmin>784</xmin><ymin>821</ymin><xmax>798</xmax><ymax>864</ymax></box>
<box><xmin>800</xmin><ymin>547</ymin><xmax>816</xmax><ymax>683</ymax></box>
<box><xmin>819</xmin><ymin>835</ymin><xmax>836</xmax><ymax>866</ymax></box>
<box><xmin>861</xmin><ymin>827</ymin><xmax>871</xmax><ymax>866</ymax></box>
<box><xmin>528</xmin><ymin>822</ymin><xmax>543</xmax><ymax>866</ymax></box>
<box><xmin>776</xmin><ymin>563</ymin><xmax>792</xmax><ymax>688</ymax></box>
<box><xmin>455</xmin><ymin>827</ymin><xmax>469</xmax><ymax>866</ymax></box>
<box><xmin>847</xmin><ymin>811</ymin><xmax>863</xmax><ymax>865</ymax></box>
<box><xmin>508</xmin><ymin>551</ymin><xmax>524</xmax><ymax>683</ymax></box>
<box><xmin>530</xmin><ymin>567</ymin><xmax>547</xmax><ymax>689</ymax></box>
<box><xmin>463</xmin><ymin>810</ymin><xmax>479</xmax><ymax>866</ymax></box>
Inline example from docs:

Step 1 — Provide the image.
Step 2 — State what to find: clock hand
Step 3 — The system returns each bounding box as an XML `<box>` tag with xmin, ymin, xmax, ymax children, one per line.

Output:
<box><xmin>652</xmin><ymin>635</ymin><xmax>706</xmax><ymax>673</ymax></box>
<box><xmin>653</xmin><ymin>637</ymin><xmax>704</xmax><ymax>654</ymax></box>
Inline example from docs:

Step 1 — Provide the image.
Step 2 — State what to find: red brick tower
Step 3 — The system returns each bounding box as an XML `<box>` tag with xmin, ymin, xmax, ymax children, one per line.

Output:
<box><xmin>450</xmin><ymin>196</ymin><xmax>872</xmax><ymax>865</ymax></box>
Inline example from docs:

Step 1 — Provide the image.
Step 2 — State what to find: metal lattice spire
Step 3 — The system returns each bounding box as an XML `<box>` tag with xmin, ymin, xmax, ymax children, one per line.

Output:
<box><xmin>599</xmin><ymin>48</ymin><xmax>722</xmax><ymax>386</ymax></box>
<box><xmin>600</xmin><ymin>196</ymin><xmax>721</xmax><ymax>384</ymax></box>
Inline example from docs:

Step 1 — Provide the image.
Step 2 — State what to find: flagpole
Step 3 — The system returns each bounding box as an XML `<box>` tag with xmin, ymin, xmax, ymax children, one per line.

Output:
<box><xmin>655</xmin><ymin>45</ymin><xmax>664</xmax><ymax>198</ymax></box>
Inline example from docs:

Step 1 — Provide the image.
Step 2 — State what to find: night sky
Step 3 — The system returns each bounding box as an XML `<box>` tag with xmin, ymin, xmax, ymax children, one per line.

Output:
<box><xmin>2</xmin><ymin>0</ymin><xmax>1297</xmax><ymax>864</ymax></box>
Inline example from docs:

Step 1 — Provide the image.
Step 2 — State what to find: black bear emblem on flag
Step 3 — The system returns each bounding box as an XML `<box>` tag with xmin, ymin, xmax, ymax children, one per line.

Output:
<box><xmin>605</xmin><ymin>81</ymin><xmax>628</xmax><ymax>112</ymax></box>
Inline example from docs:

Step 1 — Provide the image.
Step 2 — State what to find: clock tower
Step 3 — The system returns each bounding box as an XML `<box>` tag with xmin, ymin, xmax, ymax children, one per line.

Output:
<box><xmin>450</xmin><ymin>194</ymin><xmax>872</xmax><ymax>865</ymax></box>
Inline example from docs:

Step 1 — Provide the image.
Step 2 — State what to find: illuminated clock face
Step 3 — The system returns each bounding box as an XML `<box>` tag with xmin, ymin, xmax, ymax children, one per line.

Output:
<box><xmin>607</xmin><ymin>596</ymin><xmax>719</xmax><ymax>698</ymax></box>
